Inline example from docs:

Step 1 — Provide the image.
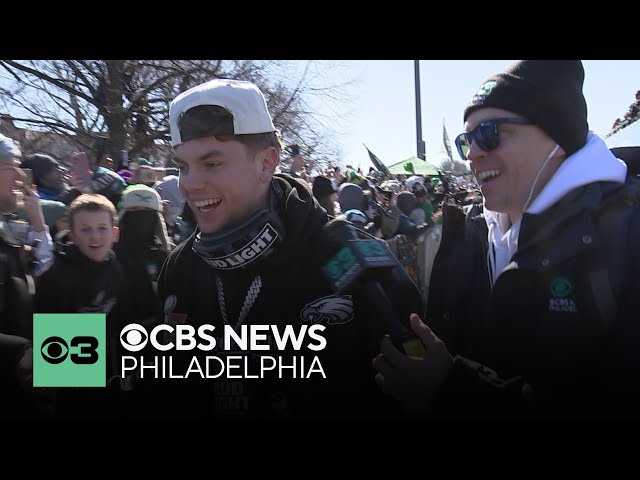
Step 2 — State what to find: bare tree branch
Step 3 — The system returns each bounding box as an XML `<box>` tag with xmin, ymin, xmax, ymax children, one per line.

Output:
<box><xmin>0</xmin><ymin>59</ymin><xmax>356</xmax><ymax>171</ymax></box>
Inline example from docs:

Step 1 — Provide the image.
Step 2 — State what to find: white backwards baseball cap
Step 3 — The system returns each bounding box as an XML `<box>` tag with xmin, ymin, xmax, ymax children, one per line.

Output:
<box><xmin>169</xmin><ymin>78</ymin><xmax>276</xmax><ymax>147</ymax></box>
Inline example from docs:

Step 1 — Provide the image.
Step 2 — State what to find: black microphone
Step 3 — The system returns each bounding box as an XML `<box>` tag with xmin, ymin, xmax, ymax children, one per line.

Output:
<box><xmin>322</xmin><ymin>221</ymin><xmax>426</xmax><ymax>357</ymax></box>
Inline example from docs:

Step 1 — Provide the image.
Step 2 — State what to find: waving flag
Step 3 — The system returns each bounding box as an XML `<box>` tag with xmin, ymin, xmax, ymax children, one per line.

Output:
<box><xmin>363</xmin><ymin>144</ymin><xmax>391</xmax><ymax>176</ymax></box>
<box><xmin>442</xmin><ymin>119</ymin><xmax>453</xmax><ymax>160</ymax></box>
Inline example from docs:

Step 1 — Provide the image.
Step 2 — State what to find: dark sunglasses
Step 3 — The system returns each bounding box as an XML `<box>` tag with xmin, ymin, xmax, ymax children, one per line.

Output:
<box><xmin>455</xmin><ymin>117</ymin><xmax>531</xmax><ymax>160</ymax></box>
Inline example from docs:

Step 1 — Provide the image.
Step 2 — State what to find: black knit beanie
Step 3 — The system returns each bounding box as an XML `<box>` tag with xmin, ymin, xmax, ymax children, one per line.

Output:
<box><xmin>463</xmin><ymin>60</ymin><xmax>589</xmax><ymax>156</ymax></box>
<box><xmin>21</xmin><ymin>153</ymin><xmax>59</xmax><ymax>186</ymax></box>
<box><xmin>312</xmin><ymin>175</ymin><xmax>337</xmax><ymax>199</ymax></box>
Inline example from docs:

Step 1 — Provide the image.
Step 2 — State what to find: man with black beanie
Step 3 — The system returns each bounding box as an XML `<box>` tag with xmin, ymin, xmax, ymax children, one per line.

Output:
<box><xmin>311</xmin><ymin>175</ymin><xmax>338</xmax><ymax>216</ymax></box>
<box><xmin>373</xmin><ymin>60</ymin><xmax>640</xmax><ymax>418</ymax></box>
<box><xmin>20</xmin><ymin>153</ymin><xmax>66</xmax><ymax>202</ymax></box>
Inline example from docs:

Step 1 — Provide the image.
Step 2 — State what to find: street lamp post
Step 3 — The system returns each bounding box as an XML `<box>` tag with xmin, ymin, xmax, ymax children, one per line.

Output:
<box><xmin>415</xmin><ymin>60</ymin><xmax>426</xmax><ymax>161</ymax></box>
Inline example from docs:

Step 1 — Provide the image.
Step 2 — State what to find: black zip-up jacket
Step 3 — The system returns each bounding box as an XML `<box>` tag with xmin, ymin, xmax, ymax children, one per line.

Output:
<box><xmin>148</xmin><ymin>174</ymin><xmax>425</xmax><ymax>419</ymax></box>
<box><xmin>0</xmin><ymin>219</ymin><xmax>37</xmax><ymax>418</ymax></box>
<box><xmin>427</xmin><ymin>178</ymin><xmax>640</xmax><ymax>418</ymax></box>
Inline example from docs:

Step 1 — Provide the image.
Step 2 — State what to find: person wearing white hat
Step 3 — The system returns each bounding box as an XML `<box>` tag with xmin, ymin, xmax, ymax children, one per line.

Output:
<box><xmin>144</xmin><ymin>78</ymin><xmax>425</xmax><ymax>419</ymax></box>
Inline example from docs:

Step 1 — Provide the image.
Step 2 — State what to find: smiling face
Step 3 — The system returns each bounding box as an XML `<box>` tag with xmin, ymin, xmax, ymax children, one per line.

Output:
<box><xmin>464</xmin><ymin>107</ymin><xmax>564</xmax><ymax>223</ymax></box>
<box><xmin>69</xmin><ymin>210</ymin><xmax>119</xmax><ymax>262</ymax></box>
<box><xmin>0</xmin><ymin>158</ymin><xmax>25</xmax><ymax>213</ymax></box>
<box><xmin>174</xmin><ymin>135</ymin><xmax>278</xmax><ymax>235</ymax></box>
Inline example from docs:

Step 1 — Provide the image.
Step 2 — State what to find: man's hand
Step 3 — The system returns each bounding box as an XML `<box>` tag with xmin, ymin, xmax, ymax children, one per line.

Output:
<box><xmin>16</xmin><ymin>346</ymin><xmax>34</xmax><ymax>391</ymax></box>
<box><xmin>16</xmin><ymin>346</ymin><xmax>57</xmax><ymax>404</ymax></box>
<box><xmin>69</xmin><ymin>152</ymin><xmax>92</xmax><ymax>192</ymax></box>
<box><xmin>20</xmin><ymin>184</ymin><xmax>46</xmax><ymax>233</ymax></box>
<box><xmin>389</xmin><ymin>191</ymin><xmax>398</xmax><ymax>209</ymax></box>
<box><xmin>372</xmin><ymin>313</ymin><xmax>453</xmax><ymax>413</ymax></box>
<box><xmin>162</xmin><ymin>200</ymin><xmax>171</xmax><ymax>221</ymax></box>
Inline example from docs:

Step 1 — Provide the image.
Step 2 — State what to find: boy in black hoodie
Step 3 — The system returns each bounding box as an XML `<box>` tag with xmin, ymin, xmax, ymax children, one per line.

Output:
<box><xmin>35</xmin><ymin>193</ymin><xmax>131</xmax><ymax>418</ymax></box>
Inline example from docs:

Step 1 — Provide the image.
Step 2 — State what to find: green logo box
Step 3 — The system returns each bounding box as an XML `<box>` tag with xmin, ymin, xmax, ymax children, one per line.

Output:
<box><xmin>33</xmin><ymin>313</ymin><xmax>106</xmax><ymax>387</ymax></box>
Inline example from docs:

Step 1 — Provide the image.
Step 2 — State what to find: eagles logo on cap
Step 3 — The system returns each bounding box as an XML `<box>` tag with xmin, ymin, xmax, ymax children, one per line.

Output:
<box><xmin>477</xmin><ymin>80</ymin><xmax>497</xmax><ymax>96</ymax></box>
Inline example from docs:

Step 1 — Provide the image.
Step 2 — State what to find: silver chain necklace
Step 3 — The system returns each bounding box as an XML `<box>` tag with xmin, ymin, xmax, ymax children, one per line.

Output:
<box><xmin>216</xmin><ymin>275</ymin><xmax>262</xmax><ymax>328</ymax></box>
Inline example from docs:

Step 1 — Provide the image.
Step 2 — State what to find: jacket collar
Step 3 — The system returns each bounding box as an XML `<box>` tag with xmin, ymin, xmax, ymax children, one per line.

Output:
<box><xmin>513</xmin><ymin>182</ymin><xmax>607</xmax><ymax>269</ymax></box>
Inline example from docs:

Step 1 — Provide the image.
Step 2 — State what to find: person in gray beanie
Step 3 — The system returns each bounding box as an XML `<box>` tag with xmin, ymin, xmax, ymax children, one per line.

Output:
<box><xmin>0</xmin><ymin>133</ymin><xmax>22</xmax><ymax>161</ymax></box>
<box><xmin>337</xmin><ymin>182</ymin><xmax>364</xmax><ymax>213</ymax></box>
<box><xmin>0</xmin><ymin>133</ymin><xmax>54</xmax><ymax>418</ymax></box>
<box><xmin>374</xmin><ymin>60</ymin><xmax>640</xmax><ymax>419</ymax></box>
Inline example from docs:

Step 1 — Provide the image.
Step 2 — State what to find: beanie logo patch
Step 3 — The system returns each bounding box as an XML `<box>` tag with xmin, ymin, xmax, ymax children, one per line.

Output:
<box><xmin>476</xmin><ymin>80</ymin><xmax>497</xmax><ymax>96</ymax></box>
<box><xmin>132</xmin><ymin>192</ymin><xmax>153</xmax><ymax>203</ymax></box>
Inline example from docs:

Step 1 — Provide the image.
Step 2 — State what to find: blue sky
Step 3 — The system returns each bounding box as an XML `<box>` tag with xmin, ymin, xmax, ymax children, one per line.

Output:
<box><xmin>303</xmin><ymin>60</ymin><xmax>640</xmax><ymax>171</ymax></box>
<box><xmin>2</xmin><ymin>60</ymin><xmax>637</xmax><ymax>172</ymax></box>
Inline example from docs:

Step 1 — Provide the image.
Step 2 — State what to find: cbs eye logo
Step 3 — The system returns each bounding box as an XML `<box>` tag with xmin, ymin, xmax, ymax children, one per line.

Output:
<box><xmin>41</xmin><ymin>335</ymin><xmax>99</xmax><ymax>364</ymax></box>
<box><xmin>33</xmin><ymin>313</ymin><xmax>106</xmax><ymax>388</ymax></box>
<box><xmin>120</xmin><ymin>324</ymin><xmax>149</xmax><ymax>352</ymax></box>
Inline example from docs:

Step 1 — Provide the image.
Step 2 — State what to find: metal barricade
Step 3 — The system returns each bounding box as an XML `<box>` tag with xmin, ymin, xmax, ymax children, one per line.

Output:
<box><xmin>385</xmin><ymin>224</ymin><xmax>442</xmax><ymax>302</ymax></box>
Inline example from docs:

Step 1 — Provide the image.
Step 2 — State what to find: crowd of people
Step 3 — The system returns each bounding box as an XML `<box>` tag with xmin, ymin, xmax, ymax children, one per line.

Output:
<box><xmin>0</xmin><ymin>143</ymin><xmax>176</xmax><ymax>417</ymax></box>
<box><xmin>286</xmin><ymin>155</ymin><xmax>482</xmax><ymax>241</ymax></box>
<box><xmin>2</xmin><ymin>60</ymin><xmax>640</xmax><ymax>420</ymax></box>
<box><xmin>608</xmin><ymin>90</ymin><xmax>640</xmax><ymax>136</ymax></box>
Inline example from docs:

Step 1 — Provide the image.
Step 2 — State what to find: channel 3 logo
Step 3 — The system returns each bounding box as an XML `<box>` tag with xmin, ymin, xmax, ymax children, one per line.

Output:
<box><xmin>33</xmin><ymin>313</ymin><xmax>106</xmax><ymax>387</ymax></box>
<box><xmin>41</xmin><ymin>336</ymin><xmax>99</xmax><ymax>364</ymax></box>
